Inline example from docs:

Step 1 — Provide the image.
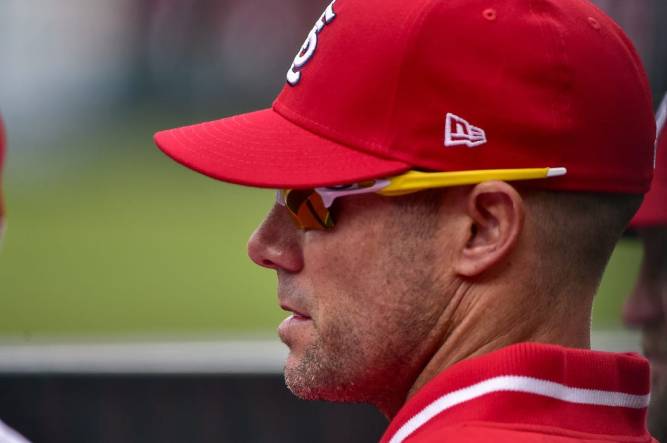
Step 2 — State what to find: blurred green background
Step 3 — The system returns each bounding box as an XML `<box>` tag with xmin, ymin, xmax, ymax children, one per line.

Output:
<box><xmin>0</xmin><ymin>115</ymin><xmax>281</xmax><ymax>338</ymax></box>
<box><xmin>0</xmin><ymin>0</ymin><xmax>663</xmax><ymax>341</ymax></box>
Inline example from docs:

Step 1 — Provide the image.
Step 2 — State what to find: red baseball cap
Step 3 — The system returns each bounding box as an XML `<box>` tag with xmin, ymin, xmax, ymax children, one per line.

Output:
<box><xmin>155</xmin><ymin>0</ymin><xmax>655</xmax><ymax>193</ymax></box>
<box><xmin>631</xmin><ymin>94</ymin><xmax>667</xmax><ymax>228</ymax></box>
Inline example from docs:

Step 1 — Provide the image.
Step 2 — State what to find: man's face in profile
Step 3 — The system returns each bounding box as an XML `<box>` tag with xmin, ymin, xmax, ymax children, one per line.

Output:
<box><xmin>248</xmin><ymin>191</ymin><xmax>460</xmax><ymax>411</ymax></box>
<box><xmin>623</xmin><ymin>228</ymin><xmax>667</xmax><ymax>439</ymax></box>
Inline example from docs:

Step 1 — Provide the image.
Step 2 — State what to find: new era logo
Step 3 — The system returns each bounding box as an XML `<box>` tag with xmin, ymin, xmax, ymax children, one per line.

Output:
<box><xmin>444</xmin><ymin>113</ymin><xmax>487</xmax><ymax>148</ymax></box>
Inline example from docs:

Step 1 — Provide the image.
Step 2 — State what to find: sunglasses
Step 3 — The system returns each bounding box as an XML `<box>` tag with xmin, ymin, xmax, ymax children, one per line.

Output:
<box><xmin>276</xmin><ymin>167</ymin><xmax>566</xmax><ymax>230</ymax></box>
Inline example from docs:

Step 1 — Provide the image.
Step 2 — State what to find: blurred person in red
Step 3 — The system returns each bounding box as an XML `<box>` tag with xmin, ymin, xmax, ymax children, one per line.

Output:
<box><xmin>0</xmin><ymin>118</ymin><xmax>30</xmax><ymax>443</ymax></box>
<box><xmin>0</xmin><ymin>117</ymin><xmax>5</xmax><ymax>239</ymax></box>
<box><xmin>624</xmin><ymin>93</ymin><xmax>667</xmax><ymax>441</ymax></box>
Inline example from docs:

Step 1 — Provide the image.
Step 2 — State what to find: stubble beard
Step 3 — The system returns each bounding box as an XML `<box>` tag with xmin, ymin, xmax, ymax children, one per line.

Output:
<box><xmin>282</xmin><ymin>292</ymin><xmax>442</xmax><ymax>409</ymax></box>
<box><xmin>284</xmin><ymin>319</ymin><xmax>373</xmax><ymax>404</ymax></box>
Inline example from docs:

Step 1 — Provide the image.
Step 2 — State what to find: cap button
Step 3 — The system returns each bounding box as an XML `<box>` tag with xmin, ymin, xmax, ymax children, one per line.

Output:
<box><xmin>483</xmin><ymin>8</ymin><xmax>497</xmax><ymax>21</ymax></box>
<box><xmin>587</xmin><ymin>17</ymin><xmax>601</xmax><ymax>30</ymax></box>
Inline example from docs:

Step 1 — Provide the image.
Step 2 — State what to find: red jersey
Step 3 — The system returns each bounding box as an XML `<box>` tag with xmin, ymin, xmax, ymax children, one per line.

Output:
<box><xmin>381</xmin><ymin>343</ymin><xmax>656</xmax><ymax>443</ymax></box>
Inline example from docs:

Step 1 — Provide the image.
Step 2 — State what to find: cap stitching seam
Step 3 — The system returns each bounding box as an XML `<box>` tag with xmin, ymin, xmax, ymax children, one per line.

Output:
<box><xmin>382</xmin><ymin>0</ymin><xmax>444</xmax><ymax>148</ymax></box>
<box><xmin>528</xmin><ymin>0</ymin><xmax>570</xmax><ymax>156</ymax></box>
<box><xmin>273</xmin><ymin>102</ymin><xmax>404</xmax><ymax>162</ymax></box>
<box><xmin>550</xmin><ymin>2</ymin><xmax>574</xmax><ymax>166</ymax></box>
<box><xmin>572</xmin><ymin>0</ymin><xmax>654</xmax><ymax>146</ymax></box>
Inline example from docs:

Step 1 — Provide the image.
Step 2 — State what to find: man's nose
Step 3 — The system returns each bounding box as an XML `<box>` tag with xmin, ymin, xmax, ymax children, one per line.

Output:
<box><xmin>622</xmin><ymin>282</ymin><xmax>664</xmax><ymax>328</ymax></box>
<box><xmin>247</xmin><ymin>205</ymin><xmax>304</xmax><ymax>273</ymax></box>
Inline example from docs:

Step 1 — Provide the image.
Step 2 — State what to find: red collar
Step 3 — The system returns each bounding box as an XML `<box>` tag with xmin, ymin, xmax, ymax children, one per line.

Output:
<box><xmin>381</xmin><ymin>343</ymin><xmax>651</xmax><ymax>443</ymax></box>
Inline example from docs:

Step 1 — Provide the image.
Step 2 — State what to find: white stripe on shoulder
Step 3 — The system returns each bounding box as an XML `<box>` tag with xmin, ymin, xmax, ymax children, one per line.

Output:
<box><xmin>389</xmin><ymin>375</ymin><xmax>650</xmax><ymax>443</ymax></box>
<box><xmin>0</xmin><ymin>420</ymin><xmax>30</xmax><ymax>443</ymax></box>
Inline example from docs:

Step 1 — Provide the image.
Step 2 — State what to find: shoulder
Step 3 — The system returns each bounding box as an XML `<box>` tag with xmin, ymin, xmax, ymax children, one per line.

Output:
<box><xmin>405</xmin><ymin>422</ymin><xmax>657</xmax><ymax>443</ymax></box>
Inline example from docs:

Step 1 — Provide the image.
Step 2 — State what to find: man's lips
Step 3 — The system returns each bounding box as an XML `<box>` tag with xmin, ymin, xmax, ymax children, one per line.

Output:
<box><xmin>278</xmin><ymin>303</ymin><xmax>313</xmax><ymax>343</ymax></box>
<box><xmin>280</xmin><ymin>303</ymin><xmax>311</xmax><ymax>320</ymax></box>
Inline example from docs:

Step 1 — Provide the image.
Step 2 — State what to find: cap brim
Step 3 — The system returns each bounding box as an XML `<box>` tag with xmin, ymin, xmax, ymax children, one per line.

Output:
<box><xmin>154</xmin><ymin>108</ymin><xmax>410</xmax><ymax>189</ymax></box>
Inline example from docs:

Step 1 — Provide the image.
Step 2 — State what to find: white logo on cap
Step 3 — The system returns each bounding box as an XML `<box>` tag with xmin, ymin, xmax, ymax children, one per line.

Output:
<box><xmin>444</xmin><ymin>113</ymin><xmax>487</xmax><ymax>148</ymax></box>
<box><xmin>286</xmin><ymin>0</ymin><xmax>336</xmax><ymax>86</ymax></box>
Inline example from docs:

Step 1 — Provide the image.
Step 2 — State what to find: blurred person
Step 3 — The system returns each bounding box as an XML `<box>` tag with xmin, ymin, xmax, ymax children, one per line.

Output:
<box><xmin>624</xmin><ymin>93</ymin><xmax>667</xmax><ymax>441</ymax></box>
<box><xmin>155</xmin><ymin>0</ymin><xmax>658</xmax><ymax>441</ymax></box>
<box><xmin>0</xmin><ymin>120</ymin><xmax>30</xmax><ymax>443</ymax></box>
<box><xmin>0</xmin><ymin>118</ymin><xmax>5</xmax><ymax>239</ymax></box>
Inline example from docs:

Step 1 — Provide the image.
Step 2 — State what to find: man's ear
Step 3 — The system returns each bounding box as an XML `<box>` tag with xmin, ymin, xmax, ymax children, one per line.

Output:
<box><xmin>454</xmin><ymin>181</ymin><xmax>525</xmax><ymax>277</ymax></box>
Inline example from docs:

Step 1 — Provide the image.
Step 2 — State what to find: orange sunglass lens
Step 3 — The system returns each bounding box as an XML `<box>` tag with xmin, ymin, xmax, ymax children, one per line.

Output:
<box><xmin>285</xmin><ymin>190</ymin><xmax>334</xmax><ymax>230</ymax></box>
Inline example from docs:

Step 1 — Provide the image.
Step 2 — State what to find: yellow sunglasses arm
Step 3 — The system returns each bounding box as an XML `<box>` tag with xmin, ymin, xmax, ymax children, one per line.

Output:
<box><xmin>377</xmin><ymin>168</ymin><xmax>567</xmax><ymax>196</ymax></box>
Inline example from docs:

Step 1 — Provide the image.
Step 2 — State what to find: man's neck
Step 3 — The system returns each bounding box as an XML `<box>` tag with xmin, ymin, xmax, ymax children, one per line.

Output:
<box><xmin>381</xmin><ymin>281</ymin><xmax>593</xmax><ymax>418</ymax></box>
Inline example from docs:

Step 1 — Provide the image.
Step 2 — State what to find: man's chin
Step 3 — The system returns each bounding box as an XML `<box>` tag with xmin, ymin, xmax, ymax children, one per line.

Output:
<box><xmin>284</xmin><ymin>371</ymin><xmax>365</xmax><ymax>404</ymax></box>
<box><xmin>283</xmin><ymin>348</ymin><xmax>353</xmax><ymax>402</ymax></box>
<box><xmin>283</xmin><ymin>360</ymin><xmax>327</xmax><ymax>401</ymax></box>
